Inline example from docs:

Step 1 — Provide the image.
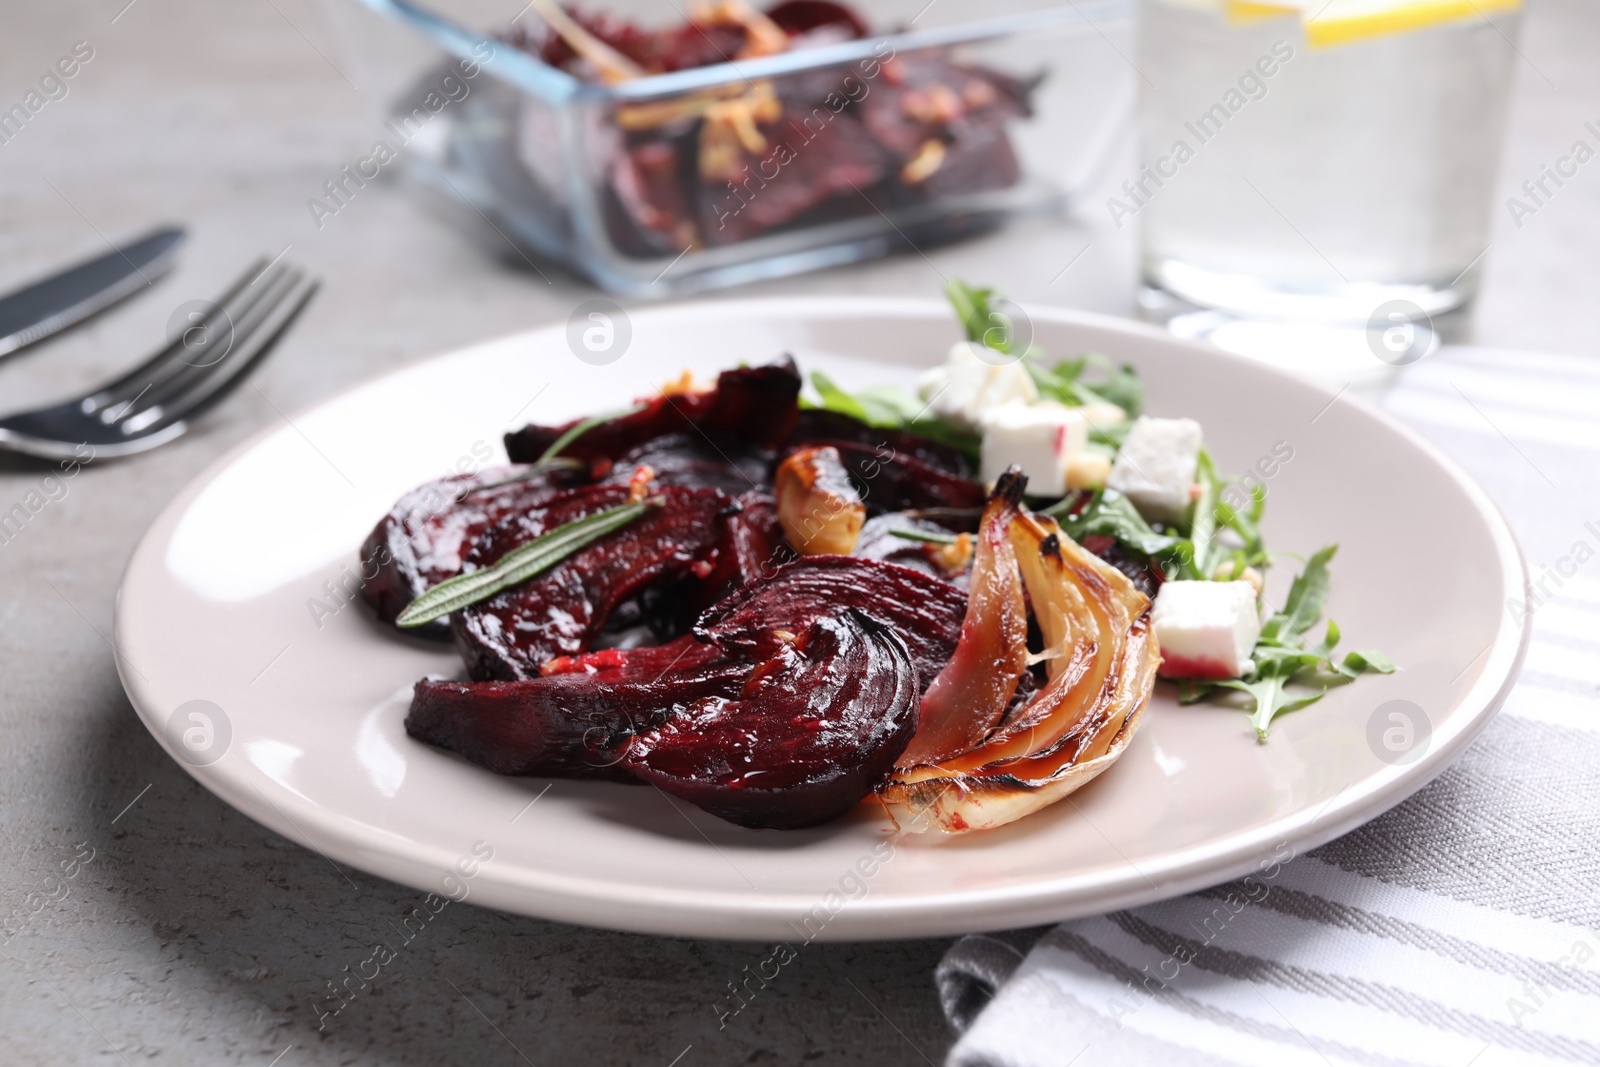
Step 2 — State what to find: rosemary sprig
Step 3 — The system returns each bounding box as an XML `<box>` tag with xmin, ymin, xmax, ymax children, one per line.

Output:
<box><xmin>396</xmin><ymin>501</ymin><xmax>656</xmax><ymax>627</ymax></box>
<box><xmin>457</xmin><ymin>457</ymin><xmax>585</xmax><ymax>499</ymax></box>
<box><xmin>538</xmin><ymin>402</ymin><xmax>648</xmax><ymax>464</ymax></box>
<box><xmin>889</xmin><ymin>527</ymin><xmax>959</xmax><ymax>545</ymax></box>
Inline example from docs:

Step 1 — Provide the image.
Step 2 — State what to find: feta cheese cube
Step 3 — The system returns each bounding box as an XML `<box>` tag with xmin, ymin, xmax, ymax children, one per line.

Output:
<box><xmin>917</xmin><ymin>342</ymin><xmax>1037</xmax><ymax>431</ymax></box>
<box><xmin>979</xmin><ymin>401</ymin><xmax>1087</xmax><ymax>494</ymax></box>
<box><xmin>1151</xmin><ymin>580</ymin><xmax>1260</xmax><ymax>679</ymax></box>
<box><xmin>1107</xmin><ymin>416</ymin><xmax>1202</xmax><ymax>525</ymax></box>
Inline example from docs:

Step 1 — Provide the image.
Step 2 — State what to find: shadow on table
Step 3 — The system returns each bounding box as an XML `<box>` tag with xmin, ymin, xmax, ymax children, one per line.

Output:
<box><xmin>72</xmin><ymin>684</ymin><xmax>955</xmax><ymax>1067</ymax></box>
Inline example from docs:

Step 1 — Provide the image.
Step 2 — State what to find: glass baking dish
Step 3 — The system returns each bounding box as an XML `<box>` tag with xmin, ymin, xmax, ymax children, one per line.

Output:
<box><xmin>347</xmin><ymin>0</ymin><xmax>1133</xmax><ymax>294</ymax></box>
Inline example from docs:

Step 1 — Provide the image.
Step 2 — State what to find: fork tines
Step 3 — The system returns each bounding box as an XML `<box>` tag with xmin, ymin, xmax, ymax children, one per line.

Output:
<box><xmin>0</xmin><ymin>255</ymin><xmax>318</xmax><ymax>460</ymax></box>
<box><xmin>84</xmin><ymin>259</ymin><xmax>319</xmax><ymax>433</ymax></box>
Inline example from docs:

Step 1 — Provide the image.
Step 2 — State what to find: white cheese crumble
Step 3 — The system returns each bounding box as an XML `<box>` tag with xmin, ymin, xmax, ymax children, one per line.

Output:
<box><xmin>978</xmin><ymin>401</ymin><xmax>1088</xmax><ymax>494</ymax></box>
<box><xmin>1150</xmin><ymin>580</ymin><xmax>1260</xmax><ymax>679</ymax></box>
<box><xmin>916</xmin><ymin>342</ymin><xmax>1037</xmax><ymax>432</ymax></box>
<box><xmin>1107</xmin><ymin>416</ymin><xmax>1202</xmax><ymax>525</ymax></box>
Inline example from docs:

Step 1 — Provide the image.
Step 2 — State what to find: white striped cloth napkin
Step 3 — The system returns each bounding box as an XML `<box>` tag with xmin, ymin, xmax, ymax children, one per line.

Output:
<box><xmin>935</xmin><ymin>345</ymin><xmax>1600</xmax><ymax>1067</ymax></box>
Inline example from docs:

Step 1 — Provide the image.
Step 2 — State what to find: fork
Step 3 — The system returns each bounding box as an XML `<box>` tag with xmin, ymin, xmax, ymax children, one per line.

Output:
<box><xmin>0</xmin><ymin>257</ymin><xmax>319</xmax><ymax>460</ymax></box>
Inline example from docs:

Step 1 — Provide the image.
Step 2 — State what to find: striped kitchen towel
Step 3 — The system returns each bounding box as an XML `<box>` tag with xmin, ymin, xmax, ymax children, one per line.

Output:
<box><xmin>935</xmin><ymin>346</ymin><xmax>1600</xmax><ymax>1067</ymax></box>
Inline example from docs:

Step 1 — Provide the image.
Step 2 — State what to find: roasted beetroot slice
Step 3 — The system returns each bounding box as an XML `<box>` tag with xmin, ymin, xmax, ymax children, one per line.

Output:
<box><xmin>602</xmin><ymin>433</ymin><xmax>770</xmax><ymax>496</ymax></box>
<box><xmin>1080</xmin><ymin>535</ymin><xmax>1165</xmax><ymax>600</ymax></box>
<box><xmin>766</xmin><ymin>0</ymin><xmax>870</xmax><ymax>38</ymax></box>
<box><xmin>634</xmin><ymin>488</ymin><xmax>791</xmax><ymax>642</ymax></box>
<box><xmin>606</xmin><ymin>138</ymin><xmax>696</xmax><ymax>256</ymax></box>
<box><xmin>789</xmin><ymin>409</ymin><xmax>976</xmax><ymax>478</ymax></box>
<box><xmin>858</xmin><ymin>56</ymin><xmax>1030</xmax><ymax>162</ymax></box>
<box><xmin>359</xmin><ymin>465</ymin><xmax>588</xmax><ymax>638</ymax></box>
<box><xmin>503</xmin><ymin>358</ymin><xmax>801</xmax><ymax>465</ymax></box>
<box><xmin>696</xmin><ymin>555</ymin><xmax>965</xmax><ymax>691</ymax></box>
<box><xmin>815</xmin><ymin>440</ymin><xmax>985</xmax><ymax>513</ymax></box>
<box><xmin>454</xmin><ymin>485</ymin><xmax>733</xmax><ymax>680</ymax></box>
<box><xmin>917</xmin><ymin>118</ymin><xmax>1022</xmax><ymax>200</ymax></box>
<box><xmin>624</xmin><ymin>613</ymin><xmax>919</xmax><ymax>829</ymax></box>
<box><xmin>719</xmin><ymin>491</ymin><xmax>787</xmax><ymax>586</ymax></box>
<box><xmin>853</xmin><ymin>513</ymin><xmax>968</xmax><ymax>586</ymax></box>
<box><xmin>405</xmin><ymin>637</ymin><xmax>746</xmax><ymax>781</ymax></box>
<box><xmin>682</xmin><ymin>490</ymin><xmax>790</xmax><ymax>617</ymax></box>
<box><xmin>698</xmin><ymin>110</ymin><xmax>889</xmax><ymax>245</ymax></box>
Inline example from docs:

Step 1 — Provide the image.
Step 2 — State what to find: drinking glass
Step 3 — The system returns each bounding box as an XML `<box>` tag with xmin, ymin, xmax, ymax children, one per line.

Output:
<box><xmin>1134</xmin><ymin>0</ymin><xmax>1523</xmax><ymax>371</ymax></box>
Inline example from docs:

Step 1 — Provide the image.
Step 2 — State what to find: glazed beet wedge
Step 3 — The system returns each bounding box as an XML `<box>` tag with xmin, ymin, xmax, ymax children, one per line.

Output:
<box><xmin>405</xmin><ymin>556</ymin><xmax>963</xmax><ymax>825</ymax></box>
<box><xmin>503</xmin><ymin>358</ymin><xmax>801</xmax><ymax>467</ymax></box>
<box><xmin>602</xmin><ymin>433</ymin><xmax>770</xmax><ymax>496</ymax></box>
<box><xmin>359</xmin><ymin>464</ymin><xmax>586</xmax><ymax>637</ymax></box>
<box><xmin>825</xmin><ymin>440</ymin><xmax>985</xmax><ymax>513</ymax></box>
<box><xmin>696</xmin><ymin>555</ymin><xmax>966</xmax><ymax>690</ymax></box>
<box><xmin>624</xmin><ymin>613</ymin><xmax>920</xmax><ymax>830</ymax></box>
<box><xmin>455</xmin><ymin>485</ymin><xmax>732</xmax><ymax>680</ymax></box>
<box><xmin>361</xmin><ymin>435</ymin><xmax>781</xmax><ymax>641</ymax></box>
<box><xmin>408</xmin><ymin>637</ymin><xmax>748</xmax><ymax>781</ymax></box>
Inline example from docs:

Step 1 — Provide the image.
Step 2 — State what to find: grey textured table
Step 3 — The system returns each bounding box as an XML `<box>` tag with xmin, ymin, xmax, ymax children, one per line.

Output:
<box><xmin>1</xmin><ymin>1</ymin><xmax>1595</xmax><ymax>1064</ymax></box>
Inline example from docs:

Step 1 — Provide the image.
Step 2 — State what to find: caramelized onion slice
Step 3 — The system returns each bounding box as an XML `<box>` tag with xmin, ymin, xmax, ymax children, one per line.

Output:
<box><xmin>895</xmin><ymin>470</ymin><xmax>1029</xmax><ymax>769</ymax></box>
<box><xmin>978</xmin><ymin>512</ymin><xmax>1144</xmax><ymax>758</ymax></box>
<box><xmin>881</xmin><ymin>619</ymin><xmax>1159</xmax><ymax>833</ymax></box>
<box><xmin>776</xmin><ymin>445</ymin><xmax>867</xmax><ymax>555</ymax></box>
<box><xmin>880</xmin><ymin>508</ymin><xmax>1157</xmax><ymax>832</ymax></box>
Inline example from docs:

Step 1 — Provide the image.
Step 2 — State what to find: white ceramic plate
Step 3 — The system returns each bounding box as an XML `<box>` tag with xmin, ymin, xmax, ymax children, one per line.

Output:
<box><xmin>115</xmin><ymin>298</ymin><xmax>1528</xmax><ymax>941</ymax></box>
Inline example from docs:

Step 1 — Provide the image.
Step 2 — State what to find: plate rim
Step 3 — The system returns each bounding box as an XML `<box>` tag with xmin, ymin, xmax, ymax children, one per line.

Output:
<box><xmin>114</xmin><ymin>295</ymin><xmax>1531</xmax><ymax>940</ymax></box>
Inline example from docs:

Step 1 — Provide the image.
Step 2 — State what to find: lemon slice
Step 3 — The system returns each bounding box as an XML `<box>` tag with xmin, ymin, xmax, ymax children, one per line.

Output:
<box><xmin>1222</xmin><ymin>0</ymin><xmax>1301</xmax><ymax>25</ymax></box>
<box><xmin>1217</xmin><ymin>0</ymin><xmax>1521</xmax><ymax>47</ymax></box>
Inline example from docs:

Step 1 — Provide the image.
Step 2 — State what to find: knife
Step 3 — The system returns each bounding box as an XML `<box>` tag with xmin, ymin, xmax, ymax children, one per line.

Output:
<box><xmin>0</xmin><ymin>226</ymin><xmax>186</xmax><ymax>358</ymax></box>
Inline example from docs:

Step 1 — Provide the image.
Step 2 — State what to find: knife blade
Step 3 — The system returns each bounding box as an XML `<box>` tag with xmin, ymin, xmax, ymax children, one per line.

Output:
<box><xmin>0</xmin><ymin>226</ymin><xmax>186</xmax><ymax>358</ymax></box>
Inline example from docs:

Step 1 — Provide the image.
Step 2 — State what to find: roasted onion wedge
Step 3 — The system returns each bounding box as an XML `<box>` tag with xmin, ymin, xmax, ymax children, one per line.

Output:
<box><xmin>878</xmin><ymin>621</ymin><xmax>1157</xmax><ymax>833</ymax></box>
<box><xmin>895</xmin><ymin>471</ymin><xmax>1028</xmax><ymax>769</ymax></box>
<box><xmin>880</xmin><ymin>508</ymin><xmax>1159</xmax><ymax>833</ymax></box>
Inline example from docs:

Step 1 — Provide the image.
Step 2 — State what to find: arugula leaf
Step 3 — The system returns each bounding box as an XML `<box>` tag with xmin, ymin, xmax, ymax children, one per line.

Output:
<box><xmin>1176</xmin><ymin>679</ymin><xmax>1218</xmax><ymax>705</ymax></box>
<box><xmin>1044</xmin><ymin>352</ymin><xmax>1144</xmax><ymax>416</ymax></box>
<box><xmin>1219</xmin><ymin>677</ymin><xmax>1329</xmax><ymax>740</ymax></box>
<box><xmin>1027</xmin><ymin>360</ymin><xmax>1104</xmax><ymax>408</ymax></box>
<box><xmin>1193</xmin><ymin>547</ymin><xmax>1394</xmax><ymax>740</ymax></box>
<box><xmin>1184</xmin><ymin>449</ymin><xmax>1223</xmax><ymax>578</ymax></box>
<box><xmin>1249</xmin><ymin>645</ymin><xmax>1327</xmax><ymax>678</ymax></box>
<box><xmin>947</xmin><ymin>278</ymin><xmax>1145</xmax><ymax>420</ymax></box>
<box><xmin>1210</xmin><ymin>489</ymin><xmax>1268</xmax><ymax>572</ymax></box>
<box><xmin>1274</xmin><ymin>544</ymin><xmax>1338</xmax><ymax>636</ymax></box>
<box><xmin>1026</xmin><ymin>355</ymin><xmax>1146</xmax><ymax>420</ymax></box>
<box><xmin>1147</xmin><ymin>449</ymin><xmax>1272</xmax><ymax>583</ymax></box>
<box><xmin>1095</xmin><ymin>360</ymin><xmax>1146</xmax><ymax>417</ymax></box>
<box><xmin>1053</xmin><ymin>488</ymin><xmax>1181</xmax><ymax>557</ymax></box>
<box><xmin>1341</xmin><ymin>649</ymin><xmax>1397</xmax><ymax>678</ymax></box>
<box><xmin>1089</xmin><ymin>418</ymin><xmax>1134</xmax><ymax>449</ymax></box>
<box><xmin>851</xmin><ymin>386</ymin><xmax>929</xmax><ymax>426</ymax></box>
<box><xmin>802</xmin><ymin>371</ymin><xmax>981</xmax><ymax>457</ymax></box>
<box><xmin>945</xmin><ymin>279</ymin><xmax>1020</xmax><ymax>353</ymax></box>
<box><xmin>1312</xmin><ymin>619</ymin><xmax>1341</xmax><ymax>659</ymax></box>
<box><xmin>810</xmin><ymin>371</ymin><xmax>933</xmax><ymax>428</ymax></box>
<box><xmin>808</xmin><ymin>371</ymin><xmax>871</xmax><ymax>422</ymax></box>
